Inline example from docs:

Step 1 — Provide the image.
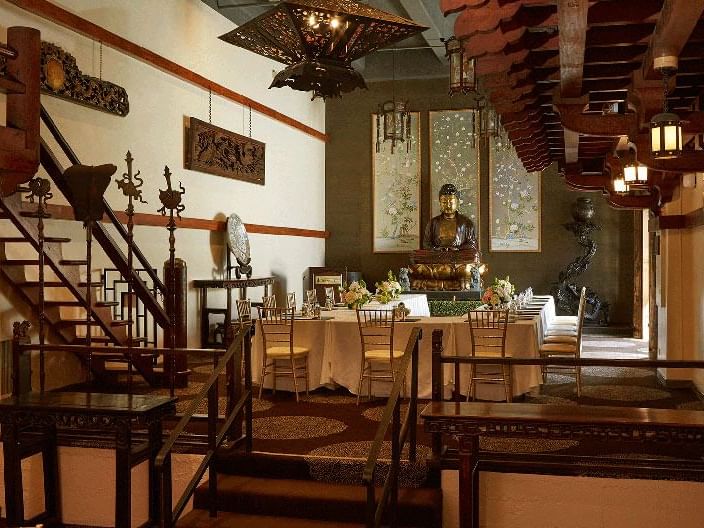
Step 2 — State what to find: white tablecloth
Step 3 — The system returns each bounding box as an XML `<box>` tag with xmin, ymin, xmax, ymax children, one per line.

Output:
<box><xmin>363</xmin><ymin>293</ymin><xmax>430</xmax><ymax>317</ymax></box>
<box><xmin>251</xmin><ymin>297</ymin><xmax>554</xmax><ymax>400</ymax></box>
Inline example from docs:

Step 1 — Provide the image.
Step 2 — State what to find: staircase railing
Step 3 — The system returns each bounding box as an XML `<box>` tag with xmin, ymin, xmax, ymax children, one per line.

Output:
<box><xmin>155</xmin><ymin>323</ymin><xmax>253</xmax><ymax>528</ymax></box>
<box><xmin>363</xmin><ymin>327</ymin><xmax>421</xmax><ymax>528</ymax></box>
<box><xmin>39</xmin><ymin>105</ymin><xmax>170</xmax><ymax>329</ymax></box>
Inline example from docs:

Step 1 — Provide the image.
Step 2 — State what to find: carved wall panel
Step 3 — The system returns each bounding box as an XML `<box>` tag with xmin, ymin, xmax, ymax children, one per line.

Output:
<box><xmin>40</xmin><ymin>42</ymin><xmax>129</xmax><ymax>117</ymax></box>
<box><xmin>184</xmin><ymin>117</ymin><xmax>265</xmax><ymax>185</ymax></box>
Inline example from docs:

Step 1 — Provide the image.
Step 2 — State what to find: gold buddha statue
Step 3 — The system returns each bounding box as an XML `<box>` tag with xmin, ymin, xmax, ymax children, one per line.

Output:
<box><xmin>410</xmin><ymin>183</ymin><xmax>484</xmax><ymax>292</ymax></box>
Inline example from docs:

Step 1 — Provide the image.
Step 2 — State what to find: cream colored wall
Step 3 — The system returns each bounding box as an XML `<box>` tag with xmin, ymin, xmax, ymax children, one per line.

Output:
<box><xmin>657</xmin><ymin>176</ymin><xmax>704</xmax><ymax>389</ymax></box>
<box><xmin>0</xmin><ymin>1</ymin><xmax>326</xmax><ymax>362</ymax></box>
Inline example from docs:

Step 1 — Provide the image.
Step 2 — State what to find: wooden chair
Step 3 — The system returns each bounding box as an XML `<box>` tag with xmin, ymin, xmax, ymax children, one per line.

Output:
<box><xmin>466</xmin><ymin>309</ymin><xmax>511</xmax><ymax>402</ymax></box>
<box><xmin>545</xmin><ymin>287</ymin><xmax>586</xmax><ymax>336</ymax></box>
<box><xmin>286</xmin><ymin>292</ymin><xmax>296</xmax><ymax>310</ymax></box>
<box><xmin>235</xmin><ymin>298</ymin><xmax>252</xmax><ymax>332</ymax></box>
<box><xmin>539</xmin><ymin>288</ymin><xmax>586</xmax><ymax>397</ymax></box>
<box><xmin>262</xmin><ymin>295</ymin><xmax>277</xmax><ymax>308</ymax></box>
<box><xmin>355</xmin><ymin>308</ymin><xmax>405</xmax><ymax>405</ymax></box>
<box><xmin>256</xmin><ymin>306</ymin><xmax>309</xmax><ymax>402</ymax></box>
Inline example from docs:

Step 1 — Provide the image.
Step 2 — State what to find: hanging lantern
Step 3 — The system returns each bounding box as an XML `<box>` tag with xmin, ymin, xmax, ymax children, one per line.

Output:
<box><xmin>613</xmin><ymin>173</ymin><xmax>628</xmax><ymax>194</ymax></box>
<box><xmin>444</xmin><ymin>37</ymin><xmax>476</xmax><ymax>96</ymax></box>
<box><xmin>377</xmin><ymin>100</ymin><xmax>411</xmax><ymax>154</ymax></box>
<box><xmin>650</xmin><ymin>58</ymin><xmax>683</xmax><ymax>159</ymax></box>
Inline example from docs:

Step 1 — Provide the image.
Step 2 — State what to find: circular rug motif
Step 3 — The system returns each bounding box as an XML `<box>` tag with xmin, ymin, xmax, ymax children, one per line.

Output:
<box><xmin>578</xmin><ymin>385</ymin><xmax>670</xmax><ymax>401</ymax></box>
<box><xmin>524</xmin><ymin>394</ymin><xmax>578</xmax><ymax>406</ymax></box>
<box><xmin>252</xmin><ymin>416</ymin><xmax>347</xmax><ymax>440</ymax></box>
<box><xmin>301</xmin><ymin>393</ymin><xmax>360</xmax><ymax>405</ymax></box>
<box><xmin>480</xmin><ymin>437</ymin><xmax>579</xmax><ymax>453</ymax></box>
<box><xmin>582</xmin><ymin>366</ymin><xmax>653</xmax><ymax>379</ymax></box>
<box><xmin>362</xmin><ymin>403</ymin><xmax>423</xmax><ymax>423</ymax></box>
<box><xmin>306</xmin><ymin>441</ymin><xmax>431</xmax><ymax>487</ymax></box>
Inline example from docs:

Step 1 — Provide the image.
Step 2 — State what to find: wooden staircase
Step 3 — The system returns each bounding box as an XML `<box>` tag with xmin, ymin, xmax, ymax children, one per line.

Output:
<box><xmin>0</xmin><ymin>192</ymin><xmax>158</xmax><ymax>384</ymax></box>
<box><xmin>177</xmin><ymin>451</ymin><xmax>442</xmax><ymax>528</ymax></box>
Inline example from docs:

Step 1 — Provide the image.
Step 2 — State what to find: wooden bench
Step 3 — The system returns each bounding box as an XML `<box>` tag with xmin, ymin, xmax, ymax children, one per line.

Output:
<box><xmin>421</xmin><ymin>401</ymin><xmax>704</xmax><ymax>528</ymax></box>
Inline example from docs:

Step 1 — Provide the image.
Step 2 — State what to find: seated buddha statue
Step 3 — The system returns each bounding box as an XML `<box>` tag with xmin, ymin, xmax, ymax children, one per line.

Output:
<box><xmin>410</xmin><ymin>184</ymin><xmax>484</xmax><ymax>292</ymax></box>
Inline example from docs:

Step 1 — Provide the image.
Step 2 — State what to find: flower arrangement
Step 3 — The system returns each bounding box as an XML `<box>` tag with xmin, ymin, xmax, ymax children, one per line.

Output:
<box><xmin>342</xmin><ymin>280</ymin><xmax>371</xmax><ymax>309</ymax></box>
<box><xmin>375</xmin><ymin>271</ymin><xmax>402</xmax><ymax>304</ymax></box>
<box><xmin>481</xmin><ymin>276</ymin><xmax>515</xmax><ymax>309</ymax></box>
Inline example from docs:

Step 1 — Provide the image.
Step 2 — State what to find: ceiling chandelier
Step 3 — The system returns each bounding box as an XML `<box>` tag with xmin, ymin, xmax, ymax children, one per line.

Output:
<box><xmin>219</xmin><ymin>0</ymin><xmax>427</xmax><ymax>99</ymax></box>
<box><xmin>444</xmin><ymin>36</ymin><xmax>476</xmax><ymax>96</ymax></box>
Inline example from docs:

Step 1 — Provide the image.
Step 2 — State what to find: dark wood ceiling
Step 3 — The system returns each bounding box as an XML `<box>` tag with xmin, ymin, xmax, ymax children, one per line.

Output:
<box><xmin>442</xmin><ymin>0</ymin><xmax>704</xmax><ymax>210</ymax></box>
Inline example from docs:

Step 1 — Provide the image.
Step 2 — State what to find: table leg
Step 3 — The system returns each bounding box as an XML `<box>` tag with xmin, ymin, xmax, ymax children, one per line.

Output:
<box><xmin>458</xmin><ymin>436</ymin><xmax>479</xmax><ymax>528</ymax></box>
<box><xmin>115</xmin><ymin>422</ymin><xmax>132</xmax><ymax>528</ymax></box>
<box><xmin>3</xmin><ymin>420</ymin><xmax>24</xmax><ymax>524</ymax></box>
<box><xmin>200</xmin><ymin>288</ymin><xmax>209</xmax><ymax>348</ymax></box>
<box><xmin>148</xmin><ymin>418</ymin><xmax>163</xmax><ymax>525</ymax></box>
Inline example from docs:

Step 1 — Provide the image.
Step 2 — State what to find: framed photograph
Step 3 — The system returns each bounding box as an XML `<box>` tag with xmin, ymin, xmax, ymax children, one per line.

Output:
<box><xmin>489</xmin><ymin>136</ymin><xmax>542</xmax><ymax>252</ymax></box>
<box><xmin>429</xmin><ymin>109</ymin><xmax>480</xmax><ymax>230</ymax></box>
<box><xmin>372</xmin><ymin>112</ymin><xmax>421</xmax><ymax>253</ymax></box>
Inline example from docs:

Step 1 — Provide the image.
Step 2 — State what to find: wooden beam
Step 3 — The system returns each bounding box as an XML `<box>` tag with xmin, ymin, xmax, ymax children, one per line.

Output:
<box><xmin>558</xmin><ymin>0</ymin><xmax>588</xmax><ymax>164</ymax></box>
<box><xmin>4</xmin><ymin>0</ymin><xmax>328</xmax><ymax>142</ymax></box>
<box><xmin>0</xmin><ymin>202</ymin><xmax>330</xmax><ymax>239</ymax></box>
<box><xmin>641</xmin><ymin>0</ymin><xmax>704</xmax><ymax>80</ymax></box>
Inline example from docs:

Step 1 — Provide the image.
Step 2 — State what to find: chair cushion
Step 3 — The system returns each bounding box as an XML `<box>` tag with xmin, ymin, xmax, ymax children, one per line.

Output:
<box><xmin>365</xmin><ymin>348</ymin><xmax>405</xmax><ymax>361</ymax></box>
<box><xmin>266</xmin><ymin>346</ymin><xmax>309</xmax><ymax>358</ymax></box>
<box><xmin>543</xmin><ymin>335</ymin><xmax>578</xmax><ymax>345</ymax></box>
<box><xmin>540</xmin><ymin>342</ymin><xmax>577</xmax><ymax>355</ymax></box>
<box><xmin>552</xmin><ymin>316</ymin><xmax>578</xmax><ymax>324</ymax></box>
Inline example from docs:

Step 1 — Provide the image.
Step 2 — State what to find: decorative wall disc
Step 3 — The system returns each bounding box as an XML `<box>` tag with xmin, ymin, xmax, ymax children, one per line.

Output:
<box><xmin>227</xmin><ymin>213</ymin><xmax>250</xmax><ymax>265</ymax></box>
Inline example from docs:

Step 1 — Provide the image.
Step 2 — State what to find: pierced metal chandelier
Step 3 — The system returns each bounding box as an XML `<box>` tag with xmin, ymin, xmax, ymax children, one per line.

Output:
<box><xmin>219</xmin><ymin>0</ymin><xmax>427</xmax><ymax>99</ymax></box>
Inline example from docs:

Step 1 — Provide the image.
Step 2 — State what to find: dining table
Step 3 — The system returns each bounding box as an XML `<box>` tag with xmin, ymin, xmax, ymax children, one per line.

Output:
<box><xmin>251</xmin><ymin>296</ymin><xmax>557</xmax><ymax>400</ymax></box>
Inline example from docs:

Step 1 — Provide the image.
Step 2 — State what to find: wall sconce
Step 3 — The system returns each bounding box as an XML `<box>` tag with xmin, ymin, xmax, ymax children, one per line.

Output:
<box><xmin>613</xmin><ymin>174</ymin><xmax>628</xmax><ymax>194</ymax></box>
<box><xmin>651</xmin><ymin>56</ymin><xmax>683</xmax><ymax>159</ymax></box>
<box><xmin>444</xmin><ymin>36</ymin><xmax>476</xmax><ymax>96</ymax></box>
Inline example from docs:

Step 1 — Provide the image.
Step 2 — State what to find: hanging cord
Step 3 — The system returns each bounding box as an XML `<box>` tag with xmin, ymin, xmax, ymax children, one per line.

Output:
<box><xmin>208</xmin><ymin>88</ymin><xmax>212</xmax><ymax>124</ymax></box>
<box><xmin>249</xmin><ymin>105</ymin><xmax>252</xmax><ymax>137</ymax></box>
<box><xmin>99</xmin><ymin>40</ymin><xmax>103</xmax><ymax>81</ymax></box>
<box><xmin>662</xmin><ymin>71</ymin><xmax>670</xmax><ymax>113</ymax></box>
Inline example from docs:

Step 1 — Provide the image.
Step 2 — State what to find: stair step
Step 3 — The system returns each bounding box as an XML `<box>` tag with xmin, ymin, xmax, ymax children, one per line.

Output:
<box><xmin>193</xmin><ymin>475</ymin><xmax>441</xmax><ymax>527</ymax></box>
<box><xmin>110</xmin><ymin>320</ymin><xmax>133</xmax><ymax>327</ymax></box>
<box><xmin>55</xmin><ymin>319</ymin><xmax>100</xmax><ymax>327</ymax></box>
<box><xmin>0</xmin><ymin>259</ymin><xmax>40</xmax><ymax>265</ymax></box>
<box><xmin>19</xmin><ymin>211</ymin><xmax>52</xmax><ymax>219</ymax></box>
<box><xmin>41</xmin><ymin>300</ymin><xmax>118</xmax><ymax>308</ymax></box>
<box><xmin>19</xmin><ymin>280</ymin><xmax>102</xmax><ymax>287</ymax></box>
<box><xmin>177</xmin><ymin>509</ymin><xmax>364</xmax><ymax>528</ymax></box>
<box><xmin>0</xmin><ymin>236</ymin><xmax>70</xmax><ymax>243</ymax></box>
<box><xmin>71</xmin><ymin>336</ymin><xmax>112</xmax><ymax>344</ymax></box>
<box><xmin>59</xmin><ymin>259</ymin><xmax>88</xmax><ymax>266</ymax></box>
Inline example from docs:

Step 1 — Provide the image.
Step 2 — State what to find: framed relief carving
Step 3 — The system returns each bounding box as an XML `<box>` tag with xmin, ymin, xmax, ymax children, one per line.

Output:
<box><xmin>372</xmin><ymin>112</ymin><xmax>421</xmax><ymax>253</ymax></box>
<box><xmin>489</xmin><ymin>137</ymin><xmax>542</xmax><ymax>252</ymax></box>
<box><xmin>429</xmin><ymin>109</ymin><xmax>480</xmax><ymax>229</ymax></box>
<box><xmin>185</xmin><ymin>117</ymin><xmax>265</xmax><ymax>185</ymax></box>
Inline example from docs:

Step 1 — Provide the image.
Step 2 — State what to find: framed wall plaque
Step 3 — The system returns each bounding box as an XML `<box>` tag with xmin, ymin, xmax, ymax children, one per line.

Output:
<box><xmin>185</xmin><ymin>117</ymin><xmax>265</xmax><ymax>185</ymax></box>
<box><xmin>489</xmin><ymin>136</ymin><xmax>542</xmax><ymax>252</ymax></box>
<box><xmin>372</xmin><ymin>112</ymin><xmax>421</xmax><ymax>253</ymax></box>
<box><xmin>429</xmin><ymin>109</ymin><xmax>480</xmax><ymax>230</ymax></box>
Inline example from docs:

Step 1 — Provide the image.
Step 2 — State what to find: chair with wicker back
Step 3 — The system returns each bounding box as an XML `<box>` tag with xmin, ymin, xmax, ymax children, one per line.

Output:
<box><xmin>262</xmin><ymin>294</ymin><xmax>277</xmax><ymax>308</ymax></box>
<box><xmin>466</xmin><ymin>309</ymin><xmax>511</xmax><ymax>402</ymax></box>
<box><xmin>256</xmin><ymin>306</ymin><xmax>309</xmax><ymax>402</ymax></box>
<box><xmin>286</xmin><ymin>292</ymin><xmax>296</xmax><ymax>311</ymax></box>
<box><xmin>355</xmin><ymin>308</ymin><xmax>405</xmax><ymax>405</ymax></box>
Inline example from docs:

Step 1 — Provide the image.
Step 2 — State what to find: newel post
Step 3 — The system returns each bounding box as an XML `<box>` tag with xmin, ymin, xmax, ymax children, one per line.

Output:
<box><xmin>431</xmin><ymin>329</ymin><xmax>444</xmax><ymax>463</ymax></box>
<box><xmin>163</xmin><ymin>258</ymin><xmax>188</xmax><ymax>387</ymax></box>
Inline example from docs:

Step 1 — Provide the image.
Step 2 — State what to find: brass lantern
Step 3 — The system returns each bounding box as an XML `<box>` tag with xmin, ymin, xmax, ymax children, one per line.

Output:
<box><xmin>377</xmin><ymin>100</ymin><xmax>411</xmax><ymax>154</ymax></box>
<box><xmin>444</xmin><ymin>37</ymin><xmax>476</xmax><ymax>96</ymax></box>
<box><xmin>613</xmin><ymin>172</ymin><xmax>628</xmax><ymax>194</ymax></box>
<box><xmin>650</xmin><ymin>59</ymin><xmax>683</xmax><ymax>159</ymax></box>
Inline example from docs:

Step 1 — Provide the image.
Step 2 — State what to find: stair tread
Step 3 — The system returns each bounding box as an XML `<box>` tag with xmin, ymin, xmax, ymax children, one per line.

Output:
<box><xmin>0</xmin><ymin>259</ymin><xmax>40</xmax><ymax>265</ymax></box>
<box><xmin>19</xmin><ymin>280</ymin><xmax>102</xmax><ymax>287</ymax></box>
<box><xmin>194</xmin><ymin>474</ymin><xmax>441</xmax><ymax>525</ymax></box>
<box><xmin>110</xmin><ymin>320</ymin><xmax>133</xmax><ymax>326</ymax></box>
<box><xmin>59</xmin><ymin>259</ymin><xmax>89</xmax><ymax>265</ymax></box>
<box><xmin>178</xmin><ymin>509</ymin><xmax>365</xmax><ymax>528</ymax></box>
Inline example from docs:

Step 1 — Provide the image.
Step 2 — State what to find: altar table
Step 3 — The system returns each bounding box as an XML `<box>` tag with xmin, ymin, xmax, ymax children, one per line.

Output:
<box><xmin>251</xmin><ymin>297</ymin><xmax>555</xmax><ymax>400</ymax></box>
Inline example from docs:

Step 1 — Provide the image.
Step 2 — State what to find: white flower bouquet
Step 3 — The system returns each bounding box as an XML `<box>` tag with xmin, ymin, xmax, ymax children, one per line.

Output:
<box><xmin>342</xmin><ymin>280</ymin><xmax>371</xmax><ymax>309</ymax></box>
<box><xmin>481</xmin><ymin>276</ymin><xmax>515</xmax><ymax>308</ymax></box>
<box><xmin>375</xmin><ymin>271</ymin><xmax>402</xmax><ymax>304</ymax></box>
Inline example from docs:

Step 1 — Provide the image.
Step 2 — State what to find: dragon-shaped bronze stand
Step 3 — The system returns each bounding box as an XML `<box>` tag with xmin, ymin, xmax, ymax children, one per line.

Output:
<box><xmin>116</xmin><ymin>151</ymin><xmax>147</xmax><ymax>394</ymax></box>
<box><xmin>158</xmin><ymin>166</ymin><xmax>185</xmax><ymax>396</ymax></box>
<box><xmin>25</xmin><ymin>178</ymin><xmax>52</xmax><ymax>393</ymax></box>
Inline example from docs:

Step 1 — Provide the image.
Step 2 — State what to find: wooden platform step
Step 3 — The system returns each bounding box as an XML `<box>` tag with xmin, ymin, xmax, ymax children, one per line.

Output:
<box><xmin>193</xmin><ymin>475</ymin><xmax>441</xmax><ymax>527</ymax></box>
<box><xmin>177</xmin><ymin>510</ymin><xmax>364</xmax><ymax>528</ymax></box>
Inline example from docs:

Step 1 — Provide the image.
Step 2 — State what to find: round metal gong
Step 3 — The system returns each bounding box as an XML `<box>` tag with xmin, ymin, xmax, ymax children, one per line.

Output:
<box><xmin>226</xmin><ymin>213</ymin><xmax>250</xmax><ymax>264</ymax></box>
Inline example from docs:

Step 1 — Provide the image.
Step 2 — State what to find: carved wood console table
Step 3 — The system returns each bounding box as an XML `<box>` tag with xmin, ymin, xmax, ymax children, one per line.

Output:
<box><xmin>0</xmin><ymin>392</ymin><xmax>176</xmax><ymax>528</ymax></box>
<box><xmin>193</xmin><ymin>277</ymin><xmax>275</xmax><ymax>348</ymax></box>
<box><xmin>421</xmin><ymin>401</ymin><xmax>704</xmax><ymax>528</ymax></box>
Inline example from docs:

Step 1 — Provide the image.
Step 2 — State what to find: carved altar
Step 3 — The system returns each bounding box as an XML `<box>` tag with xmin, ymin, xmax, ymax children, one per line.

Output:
<box><xmin>408</xmin><ymin>249</ymin><xmax>484</xmax><ymax>293</ymax></box>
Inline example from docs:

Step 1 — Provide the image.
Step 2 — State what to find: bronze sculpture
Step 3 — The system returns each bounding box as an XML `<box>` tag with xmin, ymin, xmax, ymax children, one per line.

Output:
<box><xmin>423</xmin><ymin>183</ymin><xmax>479</xmax><ymax>254</ymax></box>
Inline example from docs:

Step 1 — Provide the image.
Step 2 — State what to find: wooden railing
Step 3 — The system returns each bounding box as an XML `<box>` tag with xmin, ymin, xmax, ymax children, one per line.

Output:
<box><xmin>39</xmin><ymin>105</ymin><xmax>170</xmax><ymax>328</ymax></box>
<box><xmin>155</xmin><ymin>323</ymin><xmax>253</xmax><ymax>528</ymax></box>
<box><xmin>363</xmin><ymin>327</ymin><xmax>421</xmax><ymax>528</ymax></box>
<box><xmin>428</xmin><ymin>329</ymin><xmax>704</xmax><ymax>528</ymax></box>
